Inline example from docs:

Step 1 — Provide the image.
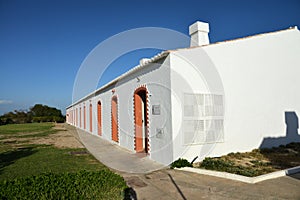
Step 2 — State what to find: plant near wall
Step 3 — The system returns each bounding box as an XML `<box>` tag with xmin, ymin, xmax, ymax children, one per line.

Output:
<box><xmin>199</xmin><ymin>157</ymin><xmax>273</xmax><ymax>177</ymax></box>
<box><xmin>170</xmin><ymin>158</ymin><xmax>193</xmax><ymax>169</ymax></box>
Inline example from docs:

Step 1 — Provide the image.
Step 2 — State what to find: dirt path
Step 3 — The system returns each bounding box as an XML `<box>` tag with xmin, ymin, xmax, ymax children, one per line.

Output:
<box><xmin>1</xmin><ymin>123</ymin><xmax>84</xmax><ymax>149</ymax></box>
<box><xmin>33</xmin><ymin>123</ymin><xmax>84</xmax><ymax>149</ymax></box>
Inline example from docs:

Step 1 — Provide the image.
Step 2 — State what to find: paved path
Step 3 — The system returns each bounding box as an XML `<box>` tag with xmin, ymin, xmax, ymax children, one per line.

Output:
<box><xmin>66</xmin><ymin>124</ymin><xmax>300</xmax><ymax>200</ymax></box>
<box><xmin>76</xmin><ymin>128</ymin><xmax>165</xmax><ymax>174</ymax></box>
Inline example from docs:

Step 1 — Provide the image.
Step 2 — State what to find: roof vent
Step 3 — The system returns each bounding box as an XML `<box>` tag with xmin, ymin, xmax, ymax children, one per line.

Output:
<box><xmin>189</xmin><ymin>21</ymin><xmax>210</xmax><ymax>47</ymax></box>
<box><xmin>139</xmin><ymin>58</ymin><xmax>151</xmax><ymax>66</ymax></box>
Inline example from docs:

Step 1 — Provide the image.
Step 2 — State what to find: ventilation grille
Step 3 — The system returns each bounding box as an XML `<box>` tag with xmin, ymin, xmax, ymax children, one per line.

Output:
<box><xmin>183</xmin><ymin>93</ymin><xmax>224</xmax><ymax>144</ymax></box>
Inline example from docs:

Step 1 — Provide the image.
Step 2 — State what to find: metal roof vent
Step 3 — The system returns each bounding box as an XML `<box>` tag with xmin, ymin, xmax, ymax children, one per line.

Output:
<box><xmin>189</xmin><ymin>21</ymin><xmax>210</xmax><ymax>47</ymax></box>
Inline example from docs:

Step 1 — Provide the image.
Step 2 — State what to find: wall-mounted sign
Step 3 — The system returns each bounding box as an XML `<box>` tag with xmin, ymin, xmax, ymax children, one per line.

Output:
<box><xmin>152</xmin><ymin>105</ymin><xmax>160</xmax><ymax>115</ymax></box>
<box><xmin>156</xmin><ymin>128</ymin><xmax>164</xmax><ymax>138</ymax></box>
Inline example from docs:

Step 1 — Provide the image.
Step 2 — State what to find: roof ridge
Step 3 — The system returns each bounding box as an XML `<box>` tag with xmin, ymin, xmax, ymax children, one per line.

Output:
<box><xmin>169</xmin><ymin>26</ymin><xmax>299</xmax><ymax>52</ymax></box>
<box><xmin>67</xmin><ymin>26</ymin><xmax>298</xmax><ymax>108</ymax></box>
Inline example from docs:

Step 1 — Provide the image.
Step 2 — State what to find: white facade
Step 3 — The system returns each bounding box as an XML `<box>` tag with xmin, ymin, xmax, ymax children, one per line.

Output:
<box><xmin>67</xmin><ymin>22</ymin><xmax>300</xmax><ymax>165</ymax></box>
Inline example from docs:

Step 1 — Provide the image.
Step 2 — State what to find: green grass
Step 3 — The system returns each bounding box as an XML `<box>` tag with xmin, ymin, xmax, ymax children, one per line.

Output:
<box><xmin>0</xmin><ymin>123</ymin><xmax>58</xmax><ymax>144</ymax></box>
<box><xmin>0</xmin><ymin>123</ymin><xmax>55</xmax><ymax>135</ymax></box>
<box><xmin>14</xmin><ymin>129</ymin><xmax>59</xmax><ymax>138</ymax></box>
<box><xmin>0</xmin><ymin>170</ymin><xmax>127</xmax><ymax>200</ymax></box>
<box><xmin>0</xmin><ymin>146</ymin><xmax>106</xmax><ymax>180</ymax></box>
<box><xmin>0</xmin><ymin>123</ymin><xmax>129</xmax><ymax>199</ymax></box>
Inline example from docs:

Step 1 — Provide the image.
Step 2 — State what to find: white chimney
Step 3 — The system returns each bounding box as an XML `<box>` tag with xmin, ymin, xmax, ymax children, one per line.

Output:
<box><xmin>189</xmin><ymin>21</ymin><xmax>210</xmax><ymax>47</ymax></box>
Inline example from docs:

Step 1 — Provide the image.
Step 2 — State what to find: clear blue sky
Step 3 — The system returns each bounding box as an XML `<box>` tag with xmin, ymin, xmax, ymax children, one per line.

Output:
<box><xmin>0</xmin><ymin>0</ymin><xmax>299</xmax><ymax>115</ymax></box>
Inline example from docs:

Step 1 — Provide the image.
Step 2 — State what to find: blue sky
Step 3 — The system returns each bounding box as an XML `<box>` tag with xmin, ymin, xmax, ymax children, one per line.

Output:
<box><xmin>0</xmin><ymin>0</ymin><xmax>299</xmax><ymax>115</ymax></box>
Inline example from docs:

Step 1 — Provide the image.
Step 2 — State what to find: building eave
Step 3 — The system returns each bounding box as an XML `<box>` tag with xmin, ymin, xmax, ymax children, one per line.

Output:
<box><xmin>66</xmin><ymin>51</ymin><xmax>169</xmax><ymax>109</ymax></box>
<box><xmin>66</xmin><ymin>26</ymin><xmax>299</xmax><ymax>109</ymax></box>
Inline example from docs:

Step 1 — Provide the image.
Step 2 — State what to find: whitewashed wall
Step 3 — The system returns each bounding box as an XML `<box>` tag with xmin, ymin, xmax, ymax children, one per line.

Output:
<box><xmin>171</xmin><ymin>28</ymin><xmax>300</xmax><ymax>162</ymax></box>
<box><xmin>67</xmin><ymin>56</ymin><xmax>174</xmax><ymax>165</ymax></box>
<box><xmin>67</xmin><ymin>28</ymin><xmax>300</xmax><ymax>165</ymax></box>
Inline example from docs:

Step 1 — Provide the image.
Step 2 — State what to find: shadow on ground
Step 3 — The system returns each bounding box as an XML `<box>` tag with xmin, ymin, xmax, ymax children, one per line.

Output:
<box><xmin>123</xmin><ymin>187</ymin><xmax>137</xmax><ymax>200</ymax></box>
<box><xmin>0</xmin><ymin>147</ymin><xmax>37</xmax><ymax>175</ymax></box>
<box><xmin>168</xmin><ymin>173</ymin><xmax>187</xmax><ymax>200</ymax></box>
<box><xmin>288</xmin><ymin>173</ymin><xmax>300</xmax><ymax>180</ymax></box>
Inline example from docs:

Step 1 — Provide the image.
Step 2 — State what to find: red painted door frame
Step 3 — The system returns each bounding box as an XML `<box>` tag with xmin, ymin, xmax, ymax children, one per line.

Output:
<box><xmin>79</xmin><ymin>107</ymin><xmax>82</xmax><ymax>128</ymax></box>
<box><xmin>83</xmin><ymin>105</ymin><xmax>86</xmax><ymax>130</ymax></box>
<box><xmin>134</xmin><ymin>87</ymin><xmax>148</xmax><ymax>153</ymax></box>
<box><xmin>111</xmin><ymin>96</ymin><xmax>119</xmax><ymax>142</ymax></box>
<box><xmin>97</xmin><ymin>101</ymin><xmax>102</xmax><ymax>136</ymax></box>
<box><xmin>89</xmin><ymin>103</ymin><xmax>93</xmax><ymax>132</ymax></box>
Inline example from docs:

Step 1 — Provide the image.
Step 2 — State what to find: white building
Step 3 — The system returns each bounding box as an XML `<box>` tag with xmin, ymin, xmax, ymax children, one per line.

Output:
<box><xmin>66</xmin><ymin>21</ymin><xmax>300</xmax><ymax>165</ymax></box>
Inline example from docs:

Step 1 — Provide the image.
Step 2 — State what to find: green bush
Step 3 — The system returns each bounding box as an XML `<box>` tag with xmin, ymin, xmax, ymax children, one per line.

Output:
<box><xmin>200</xmin><ymin>157</ymin><xmax>234</xmax><ymax>170</ymax></box>
<box><xmin>0</xmin><ymin>170</ymin><xmax>128</xmax><ymax>199</ymax></box>
<box><xmin>250</xmin><ymin>160</ymin><xmax>271</xmax><ymax>167</ymax></box>
<box><xmin>200</xmin><ymin>157</ymin><xmax>269</xmax><ymax>177</ymax></box>
<box><xmin>170</xmin><ymin>158</ymin><xmax>193</xmax><ymax>169</ymax></box>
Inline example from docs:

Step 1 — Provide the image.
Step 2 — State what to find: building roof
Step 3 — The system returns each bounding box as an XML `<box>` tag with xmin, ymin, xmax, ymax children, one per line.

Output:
<box><xmin>67</xmin><ymin>51</ymin><xmax>169</xmax><ymax>108</ymax></box>
<box><xmin>67</xmin><ymin>26</ymin><xmax>298</xmax><ymax>108</ymax></box>
<box><xmin>170</xmin><ymin>26</ymin><xmax>298</xmax><ymax>52</ymax></box>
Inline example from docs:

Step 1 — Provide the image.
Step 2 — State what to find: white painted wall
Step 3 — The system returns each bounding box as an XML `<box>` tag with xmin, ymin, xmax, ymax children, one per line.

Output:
<box><xmin>67</xmin><ymin>56</ymin><xmax>174</xmax><ymax>165</ymax></box>
<box><xmin>171</xmin><ymin>28</ymin><xmax>300</xmax><ymax>162</ymax></box>
<box><xmin>67</xmin><ymin>27</ymin><xmax>300</xmax><ymax>165</ymax></box>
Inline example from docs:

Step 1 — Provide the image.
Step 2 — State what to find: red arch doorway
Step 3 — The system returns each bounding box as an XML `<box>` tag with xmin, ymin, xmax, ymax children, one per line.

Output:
<box><xmin>89</xmin><ymin>103</ymin><xmax>93</xmax><ymax>132</ymax></box>
<box><xmin>97</xmin><ymin>101</ymin><xmax>102</xmax><ymax>136</ymax></box>
<box><xmin>83</xmin><ymin>105</ymin><xmax>86</xmax><ymax>130</ymax></box>
<box><xmin>111</xmin><ymin>96</ymin><xmax>119</xmax><ymax>142</ymax></box>
<box><xmin>134</xmin><ymin>87</ymin><xmax>149</xmax><ymax>153</ymax></box>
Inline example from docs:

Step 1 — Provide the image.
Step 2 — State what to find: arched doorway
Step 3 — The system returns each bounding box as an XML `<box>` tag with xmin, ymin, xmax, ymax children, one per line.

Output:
<box><xmin>97</xmin><ymin>101</ymin><xmax>102</xmax><ymax>136</ymax></box>
<box><xmin>79</xmin><ymin>107</ymin><xmax>82</xmax><ymax>128</ymax></box>
<box><xmin>134</xmin><ymin>87</ymin><xmax>149</xmax><ymax>153</ymax></box>
<box><xmin>111</xmin><ymin>96</ymin><xmax>119</xmax><ymax>142</ymax></box>
<box><xmin>75</xmin><ymin>108</ymin><xmax>78</xmax><ymax>126</ymax></box>
<box><xmin>83</xmin><ymin>105</ymin><xmax>86</xmax><ymax>130</ymax></box>
<box><xmin>89</xmin><ymin>103</ymin><xmax>93</xmax><ymax>132</ymax></box>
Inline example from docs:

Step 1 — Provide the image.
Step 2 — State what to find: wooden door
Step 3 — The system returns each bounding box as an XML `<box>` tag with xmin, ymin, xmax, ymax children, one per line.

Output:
<box><xmin>134</xmin><ymin>93</ymin><xmax>143</xmax><ymax>152</ymax></box>
<box><xmin>97</xmin><ymin>101</ymin><xmax>102</xmax><ymax>136</ymax></box>
<box><xmin>111</xmin><ymin>97</ymin><xmax>119</xmax><ymax>142</ymax></box>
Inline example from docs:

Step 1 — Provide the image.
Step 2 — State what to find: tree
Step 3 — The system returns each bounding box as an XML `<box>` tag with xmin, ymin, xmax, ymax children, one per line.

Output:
<box><xmin>29</xmin><ymin>104</ymin><xmax>64</xmax><ymax>123</ymax></box>
<box><xmin>0</xmin><ymin>104</ymin><xmax>65</xmax><ymax>125</ymax></box>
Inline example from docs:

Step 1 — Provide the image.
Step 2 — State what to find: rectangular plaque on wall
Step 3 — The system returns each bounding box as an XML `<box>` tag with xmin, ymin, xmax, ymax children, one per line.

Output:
<box><xmin>152</xmin><ymin>105</ymin><xmax>160</xmax><ymax>115</ymax></box>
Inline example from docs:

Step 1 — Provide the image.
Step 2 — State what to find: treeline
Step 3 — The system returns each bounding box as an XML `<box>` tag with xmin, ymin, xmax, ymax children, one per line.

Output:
<box><xmin>0</xmin><ymin>104</ymin><xmax>65</xmax><ymax>125</ymax></box>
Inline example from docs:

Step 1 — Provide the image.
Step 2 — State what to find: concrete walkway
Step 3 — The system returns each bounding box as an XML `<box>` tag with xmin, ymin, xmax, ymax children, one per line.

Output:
<box><xmin>66</xmin><ymin>125</ymin><xmax>300</xmax><ymax>200</ymax></box>
<box><xmin>76</xmin><ymin>128</ymin><xmax>165</xmax><ymax>174</ymax></box>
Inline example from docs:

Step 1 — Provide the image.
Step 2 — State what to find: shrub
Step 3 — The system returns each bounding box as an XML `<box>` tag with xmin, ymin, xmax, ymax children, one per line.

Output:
<box><xmin>250</xmin><ymin>160</ymin><xmax>270</xmax><ymax>167</ymax></box>
<box><xmin>200</xmin><ymin>157</ymin><xmax>234</xmax><ymax>170</ymax></box>
<box><xmin>200</xmin><ymin>157</ymin><xmax>270</xmax><ymax>177</ymax></box>
<box><xmin>170</xmin><ymin>158</ymin><xmax>193</xmax><ymax>169</ymax></box>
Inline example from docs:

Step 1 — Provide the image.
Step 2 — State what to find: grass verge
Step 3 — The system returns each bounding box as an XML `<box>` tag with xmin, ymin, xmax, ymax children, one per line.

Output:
<box><xmin>0</xmin><ymin>123</ymin><xmax>55</xmax><ymax>135</ymax></box>
<box><xmin>0</xmin><ymin>145</ymin><xmax>106</xmax><ymax>180</ymax></box>
<box><xmin>0</xmin><ymin>123</ymin><xmax>128</xmax><ymax>199</ymax></box>
<box><xmin>0</xmin><ymin>170</ymin><xmax>127</xmax><ymax>199</ymax></box>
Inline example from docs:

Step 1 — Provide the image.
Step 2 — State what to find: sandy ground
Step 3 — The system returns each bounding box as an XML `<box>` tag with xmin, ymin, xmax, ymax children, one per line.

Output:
<box><xmin>33</xmin><ymin>123</ymin><xmax>84</xmax><ymax>148</ymax></box>
<box><xmin>2</xmin><ymin>123</ymin><xmax>84</xmax><ymax>149</ymax></box>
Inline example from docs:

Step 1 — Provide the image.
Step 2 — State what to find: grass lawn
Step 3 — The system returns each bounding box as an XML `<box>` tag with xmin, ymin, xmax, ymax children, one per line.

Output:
<box><xmin>0</xmin><ymin>123</ymin><xmax>55</xmax><ymax>136</ymax></box>
<box><xmin>0</xmin><ymin>123</ymin><xmax>128</xmax><ymax>199</ymax></box>
<box><xmin>197</xmin><ymin>142</ymin><xmax>300</xmax><ymax>177</ymax></box>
